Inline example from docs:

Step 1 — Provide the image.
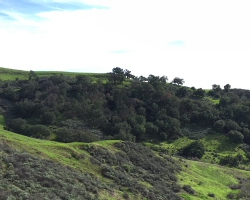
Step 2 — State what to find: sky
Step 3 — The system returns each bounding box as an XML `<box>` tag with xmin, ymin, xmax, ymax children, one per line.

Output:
<box><xmin>0</xmin><ymin>0</ymin><xmax>250</xmax><ymax>89</ymax></box>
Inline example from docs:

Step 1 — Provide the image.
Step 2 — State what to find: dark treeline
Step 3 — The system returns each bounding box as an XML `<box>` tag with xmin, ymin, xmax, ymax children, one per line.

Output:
<box><xmin>1</xmin><ymin>67</ymin><xmax>250</xmax><ymax>145</ymax></box>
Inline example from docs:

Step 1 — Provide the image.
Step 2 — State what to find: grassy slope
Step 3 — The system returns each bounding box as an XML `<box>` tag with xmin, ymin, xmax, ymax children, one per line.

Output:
<box><xmin>1</xmin><ymin>67</ymin><xmax>250</xmax><ymax>199</ymax></box>
<box><xmin>0</xmin><ymin>67</ymin><xmax>106</xmax><ymax>81</ymax></box>
<box><xmin>178</xmin><ymin>159</ymin><xmax>250</xmax><ymax>199</ymax></box>
<box><xmin>147</xmin><ymin>132</ymin><xmax>247</xmax><ymax>164</ymax></box>
<box><xmin>1</xmin><ymin>116</ymin><xmax>250</xmax><ymax>199</ymax></box>
<box><xmin>145</xmin><ymin>132</ymin><xmax>250</xmax><ymax>199</ymax></box>
<box><xmin>0</xmin><ymin>67</ymin><xmax>29</xmax><ymax>80</ymax></box>
<box><xmin>0</xmin><ymin>119</ymin><xmax>119</xmax><ymax>175</ymax></box>
<box><xmin>0</xmin><ymin>117</ymin><xmax>129</xmax><ymax>199</ymax></box>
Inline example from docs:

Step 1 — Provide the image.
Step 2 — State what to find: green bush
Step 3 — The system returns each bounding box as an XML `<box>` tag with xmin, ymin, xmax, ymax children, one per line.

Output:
<box><xmin>183</xmin><ymin>185</ymin><xmax>195</xmax><ymax>194</ymax></box>
<box><xmin>179</xmin><ymin>140</ymin><xmax>205</xmax><ymax>159</ymax></box>
<box><xmin>227</xmin><ymin>130</ymin><xmax>244</xmax><ymax>143</ymax></box>
<box><xmin>219</xmin><ymin>154</ymin><xmax>243</xmax><ymax>167</ymax></box>
<box><xmin>55</xmin><ymin>127</ymin><xmax>99</xmax><ymax>143</ymax></box>
<box><xmin>213</xmin><ymin>120</ymin><xmax>225</xmax><ymax>132</ymax></box>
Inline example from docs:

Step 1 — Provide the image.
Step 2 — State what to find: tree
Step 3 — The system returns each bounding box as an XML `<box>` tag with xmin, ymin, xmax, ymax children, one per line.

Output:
<box><xmin>176</xmin><ymin>87</ymin><xmax>188</xmax><ymax>98</ymax></box>
<box><xmin>27</xmin><ymin>124</ymin><xmax>52</xmax><ymax>139</ymax></box>
<box><xmin>138</xmin><ymin>76</ymin><xmax>148</xmax><ymax>82</ymax></box>
<box><xmin>9</xmin><ymin>118</ymin><xmax>28</xmax><ymax>135</ymax></box>
<box><xmin>29</xmin><ymin>70</ymin><xmax>38</xmax><ymax>81</ymax></box>
<box><xmin>145</xmin><ymin>122</ymin><xmax>159</xmax><ymax>136</ymax></box>
<box><xmin>213</xmin><ymin>120</ymin><xmax>225</xmax><ymax>132</ymax></box>
<box><xmin>242</xmin><ymin>128</ymin><xmax>250</xmax><ymax>144</ymax></box>
<box><xmin>224</xmin><ymin>84</ymin><xmax>231</xmax><ymax>92</ymax></box>
<box><xmin>193</xmin><ymin>88</ymin><xmax>205</xmax><ymax>99</ymax></box>
<box><xmin>212</xmin><ymin>84</ymin><xmax>221</xmax><ymax>91</ymax></box>
<box><xmin>227</xmin><ymin>130</ymin><xmax>244</xmax><ymax>143</ymax></box>
<box><xmin>179</xmin><ymin>140</ymin><xmax>205</xmax><ymax>159</ymax></box>
<box><xmin>159</xmin><ymin>75</ymin><xmax>168</xmax><ymax>83</ymax></box>
<box><xmin>220</xmin><ymin>154</ymin><xmax>243</xmax><ymax>167</ymax></box>
<box><xmin>147</xmin><ymin>74</ymin><xmax>160</xmax><ymax>85</ymax></box>
<box><xmin>171</xmin><ymin>77</ymin><xmax>185</xmax><ymax>86</ymax></box>
<box><xmin>124</xmin><ymin>69</ymin><xmax>135</xmax><ymax>79</ymax></box>
<box><xmin>108</xmin><ymin>67</ymin><xmax>126</xmax><ymax>83</ymax></box>
<box><xmin>225</xmin><ymin>119</ymin><xmax>241</xmax><ymax>132</ymax></box>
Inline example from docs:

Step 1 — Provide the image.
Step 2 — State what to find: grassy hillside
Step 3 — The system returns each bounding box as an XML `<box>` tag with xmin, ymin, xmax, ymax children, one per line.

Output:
<box><xmin>1</xmin><ymin>66</ymin><xmax>250</xmax><ymax>199</ymax></box>
<box><xmin>1</xmin><ymin>118</ymin><xmax>250</xmax><ymax>199</ymax></box>
<box><xmin>145</xmin><ymin>132</ymin><xmax>249</xmax><ymax>167</ymax></box>
<box><xmin>0</xmin><ymin>67</ymin><xmax>29</xmax><ymax>80</ymax></box>
<box><xmin>0</xmin><ymin>122</ymin><xmax>183</xmax><ymax>199</ymax></box>
<box><xmin>0</xmin><ymin>67</ymin><xmax>106</xmax><ymax>81</ymax></box>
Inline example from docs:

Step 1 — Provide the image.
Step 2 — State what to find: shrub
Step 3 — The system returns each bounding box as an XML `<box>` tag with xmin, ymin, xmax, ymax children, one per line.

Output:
<box><xmin>55</xmin><ymin>128</ymin><xmax>99</xmax><ymax>143</ymax></box>
<box><xmin>213</xmin><ymin>120</ymin><xmax>225</xmax><ymax>132</ymax></box>
<box><xmin>227</xmin><ymin>130</ymin><xmax>244</xmax><ymax>143</ymax></box>
<box><xmin>208</xmin><ymin>193</ymin><xmax>215</xmax><ymax>197</ymax></box>
<box><xmin>179</xmin><ymin>140</ymin><xmax>205</xmax><ymax>159</ymax></box>
<box><xmin>225</xmin><ymin>120</ymin><xmax>241</xmax><ymax>132</ymax></box>
<box><xmin>27</xmin><ymin>124</ymin><xmax>52</xmax><ymax>139</ymax></box>
<box><xmin>9</xmin><ymin>118</ymin><xmax>28</xmax><ymax>135</ymax></box>
<box><xmin>183</xmin><ymin>185</ymin><xmax>195</xmax><ymax>194</ymax></box>
<box><xmin>219</xmin><ymin>154</ymin><xmax>243</xmax><ymax>167</ymax></box>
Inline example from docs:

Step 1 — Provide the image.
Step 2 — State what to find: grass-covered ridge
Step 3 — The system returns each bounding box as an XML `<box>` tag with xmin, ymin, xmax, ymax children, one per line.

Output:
<box><xmin>2</xmin><ymin>125</ymin><xmax>250</xmax><ymax>199</ymax></box>
<box><xmin>0</xmin><ymin>66</ymin><xmax>107</xmax><ymax>81</ymax></box>
<box><xmin>0</xmin><ymin>125</ymin><xmax>183</xmax><ymax>199</ymax></box>
<box><xmin>2</xmin><ymin>66</ymin><xmax>250</xmax><ymax>199</ymax></box>
<box><xmin>178</xmin><ymin>159</ymin><xmax>250</xmax><ymax>199</ymax></box>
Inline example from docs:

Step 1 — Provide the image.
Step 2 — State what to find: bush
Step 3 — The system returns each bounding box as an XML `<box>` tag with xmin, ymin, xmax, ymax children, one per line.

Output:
<box><xmin>179</xmin><ymin>140</ymin><xmax>205</xmax><ymax>159</ymax></box>
<box><xmin>27</xmin><ymin>124</ymin><xmax>52</xmax><ymax>139</ymax></box>
<box><xmin>183</xmin><ymin>185</ymin><xmax>195</xmax><ymax>194</ymax></box>
<box><xmin>219</xmin><ymin>154</ymin><xmax>243</xmax><ymax>167</ymax></box>
<box><xmin>227</xmin><ymin>130</ymin><xmax>244</xmax><ymax>143</ymax></box>
<box><xmin>9</xmin><ymin>118</ymin><xmax>28</xmax><ymax>135</ymax></box>
<box><xmin>213</xmin><ymin>120</ymin><xmax>225</xmax><ymax>132</ymax></box>
<box><xmin>55</xmin><ymin>127</ymin><xmax>99</xmax><ymax>143</ymax></box>
<box><xmin>208</xmin><ymin>193</ymin><xmax>215</xmax><ymax>197</ymax></box>
<box><xmin>225</xmin><ymin>120</ymin><xmax>241</xmax><ymax>132</ymax></box>
<box><xmin>0</xmin><ymin>142</ymin><xmax>108</xmax><ymax>200</ymax></box>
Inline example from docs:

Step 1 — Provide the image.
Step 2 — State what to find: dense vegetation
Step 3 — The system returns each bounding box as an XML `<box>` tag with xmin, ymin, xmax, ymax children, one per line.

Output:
<box><xmin>0</xmin><ymin>138</ymin><xmax>182</xmax><ymax>200</ymax></box>
<box><xmin>2</xmin><ymin>67</ymin><xmax>250</xmax><ymax>145</ymax></box>
<box><xmin>1</xmin><ymin>66</ymin><xmax>250</xmax><ymax>199</ymax></box>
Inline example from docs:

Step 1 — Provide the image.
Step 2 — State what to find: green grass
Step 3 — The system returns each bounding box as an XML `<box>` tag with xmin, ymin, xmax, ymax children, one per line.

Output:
<box><xmin>178</xmin><ymin>159</ymin><xmax>250</xmax><ymax>199</ymax></box>
<box><xmin>2</xmin><ymin>113</ymin><xmax>250</xmax><ymax>199</ymax></box>
<box><xmin>145</xmin><ymin>134</ymin><xmax>250</xmax><ymax>199</ymax></box>
<box><xmin>0</xmin><ymin>122</ymin><xmax>104</xmax><ymax>176</ymax></box>
<box><xmin>204</xmin><ymin>96</ymin><xmax>220</xmax><ymax>105</ymax></box>
<box><xmin>0</xmin><ymin>67</ymin><xmax>29</xmax><ymax>80</ymax></box>
<box><xmin>0</xmin><ymin>67</ymin><xmax>107</xmax><ymax>81</ymax></box>
<box><xmin>145</xmin><ymin>132</ymin><xmax>246</xmax><ymax>164</ymax></box>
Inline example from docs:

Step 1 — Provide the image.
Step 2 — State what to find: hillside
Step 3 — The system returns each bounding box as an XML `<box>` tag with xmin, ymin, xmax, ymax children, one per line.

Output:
<box><xmin>0</xmin><ymin>127</ymin><xmax>182</xmax><ymax>200</ymax></box>
<box><xmin>1</xmin><ymin>66</ymin><xmax>250</xmax><ymax>199</ymax></box>
<box><xmin>1</xmin><ymin>121</ymin><xmax>250</xmax><ymax>199</ymax></box>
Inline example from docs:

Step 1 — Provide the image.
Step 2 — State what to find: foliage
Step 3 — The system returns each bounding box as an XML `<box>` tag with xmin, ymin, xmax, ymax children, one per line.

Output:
<box><xmin>172</xmin><ymin>77</ymin><xmax>185</xmax><ymax>86</ymax></box>
<box><xmin>55</xmin><ymin>127</ymin><xmax>100</xmax><ymax>143</ymax></box>
<box><xmin>182</xmin><ymin>185</ymin><xmax>195</xmax><ymax>194</ymax></box>
<box><xmin>224</xmin><ymin>119</ymin><xmax>241</xmax><ymax>132</ymax></box>
<box><xmin>224</xmin><ymin>84</ymin><xmax>231</xmax><ymax>92</ymax></box>
<box><xmin>227</xmin><ymin>130</ymin><xmax>244</xmax><ymax>143</ymax></box>
<box><xmin>2</xmin><ymin>67</ymin><xmax>250</xmax><ymax>148</ymax></box>
<box><xmin>219</xmin><ymin>154</ymin><xmax>243</xmax><ymax>167</ymax></box>
<box><xmin>192</xmin><ymin>88</ymin><xmax>206</xmax><ymax>99</ymax></box>
<box><xmin>0</xmin><ymin>141</ymin><xmax>107</xmax><ymax>200</ymax></box>
<box><xmin>178</xmin><ymin>159</ymin><xmax>250</xmax><ymax>200</ymax></box>
<box><xmin>2</xmin><ymin>112</ymin><xmax>250</xmax><ymax>200</ymax></box>
<box><xmin>179</xmin><ymin>140</ymin><xmax>205</xmax><ymax>159</ymax></box>
<box><xmin>213</xmin><ymin>119</ymin><xmax>225</xmax><ymax>131</ymax></box>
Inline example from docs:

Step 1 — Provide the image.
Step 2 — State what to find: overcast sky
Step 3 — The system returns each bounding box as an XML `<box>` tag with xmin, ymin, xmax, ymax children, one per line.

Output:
<box><xmin>0</xmin><ymin>0</ymin><xmax>250</xmax><ymax>89</ymax></box>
